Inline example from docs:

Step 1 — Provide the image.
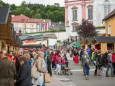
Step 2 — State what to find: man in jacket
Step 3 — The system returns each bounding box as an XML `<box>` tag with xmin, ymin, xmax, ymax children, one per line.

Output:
<box><xmin>0</xmin><ymin>50</ymin><xmax>16</xmax><ymax>86</ymax></box>
<box><xmin>106</xmin><ymin>50</ymin><xmax>114</xmax><ymax>77</ymax></box>
<box><xmin>16</xmin><ymin>56</ymin><xmax>31</xmax><ymax>86</ymax></box>
<box><xmin>45</xmin><ymin>48</ymin><xmax>52</xmax><ymax>76</ymax></box>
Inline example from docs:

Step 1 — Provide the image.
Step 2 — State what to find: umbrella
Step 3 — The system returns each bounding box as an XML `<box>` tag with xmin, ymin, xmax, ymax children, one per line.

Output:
<box><xmin>72</xmin><ymin>41</ymin><xmax>81</xmax><ymax>48</ymax></box>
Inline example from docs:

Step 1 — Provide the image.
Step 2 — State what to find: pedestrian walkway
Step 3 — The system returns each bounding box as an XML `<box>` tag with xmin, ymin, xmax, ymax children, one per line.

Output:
<box><xmin>46</xmin><ymin>75</ymin><xmax>78</xmax><ymax>86</ymax></box>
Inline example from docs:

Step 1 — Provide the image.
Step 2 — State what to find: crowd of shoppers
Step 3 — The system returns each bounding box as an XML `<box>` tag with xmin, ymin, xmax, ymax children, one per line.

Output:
<box><xmin>79</xmin><ymin>47</ymin><xmax>115</xmax><ymax>80</ymax></box>
<box><xmin>0</xmin><ymin>46</ymin><xmax>115</xmax><ymax>86</ymax></box>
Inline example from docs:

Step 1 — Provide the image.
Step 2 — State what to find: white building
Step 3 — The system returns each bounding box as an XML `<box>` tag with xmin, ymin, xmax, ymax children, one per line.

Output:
<box><xmin>65</xmin><ymin>0</ymin><xmax>115</xmax><ymax>38</ymax></box>
<box><xmin>12</xmin><ymin>15</ymin><xmax>51</xmax><ymax>34</ymax></box>
<box><xmin>93</xmin><ymin>0</ymin><xmax>115</xmax><ymax>26</ymax></box>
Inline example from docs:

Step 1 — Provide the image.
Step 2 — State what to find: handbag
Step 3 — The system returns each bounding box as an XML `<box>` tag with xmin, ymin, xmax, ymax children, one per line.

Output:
<box><xmin>44</xmin><ymin>73</ymin><xmax>51</xmax><ymax>83</ymax></box>
<box><xmin>31</xmin><ymin>62</ymin><xmax>40</xmax><ymax>79</ymax></box>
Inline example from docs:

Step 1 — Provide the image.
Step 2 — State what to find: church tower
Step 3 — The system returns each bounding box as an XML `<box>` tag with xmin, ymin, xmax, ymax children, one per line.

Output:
<box><xmin>93</xmin><ymin>0</ymin><xmax>115</xmax><ymax>26</ymax></box>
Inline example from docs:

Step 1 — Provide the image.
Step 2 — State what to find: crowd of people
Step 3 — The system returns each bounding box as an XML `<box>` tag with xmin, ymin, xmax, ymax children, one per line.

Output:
<box><xmin>79</xmin><ymin>48</ymin><xmax>115</xmax><ymax>80</ymax></box>
<box><xmin>0</xmin><ymin>47</ymin><xmax>74</xmax><ymax>86</ymax></box>
<box><xmin>0</xmin><ymin>46</ymin><xmax>115</xmax><ymax>86</ymax></box>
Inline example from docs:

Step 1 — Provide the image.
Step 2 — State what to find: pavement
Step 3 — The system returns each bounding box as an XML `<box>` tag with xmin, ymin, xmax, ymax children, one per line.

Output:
<box><xmin>46</xmin><ymin>60</ymin><xmax>115</xmax><ymax>86</ymax></box>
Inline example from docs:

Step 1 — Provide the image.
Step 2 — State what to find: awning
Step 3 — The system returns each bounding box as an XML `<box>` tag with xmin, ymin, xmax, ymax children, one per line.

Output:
<box><xmin>95</xmin><ymin>36</ymin><xmax>115</xmax><ymax>43</ymax></box>
<box><xmin>20</xmin><ymin>44</ymin><xmax>42</xmax><ymax>48</ymax></box>
<box><xmin>86</xmin><ymin>37</ymin><xmax>93</xmax><ymax>42</ymax></box>
<box><xmin>42</xmin><ymin>34</ymin><xmax>57</xmax><ymax>39</ymax></box>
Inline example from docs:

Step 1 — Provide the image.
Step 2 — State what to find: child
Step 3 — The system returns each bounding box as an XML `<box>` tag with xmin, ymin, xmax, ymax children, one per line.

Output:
<box><xmin>85</xmin><ymin>59</ymin><xmax>90</xmax><ymax>80</ymax></box>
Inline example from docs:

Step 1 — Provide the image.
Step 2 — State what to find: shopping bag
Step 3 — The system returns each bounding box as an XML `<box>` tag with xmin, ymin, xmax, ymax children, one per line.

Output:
<box><xmin>44</xmin><ymin>73</ymin><xmax>51</xmax><ymax>83</ymax></box>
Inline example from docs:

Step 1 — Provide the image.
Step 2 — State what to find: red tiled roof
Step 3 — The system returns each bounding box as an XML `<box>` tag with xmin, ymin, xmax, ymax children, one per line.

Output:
<box><xmin>12</xmin><ymin>15</ymin><xmax>30</xmax><ymax>22</ymax></box>
<box><xmin>12</xmin><ymin>15</ymin><xmax>51</xmax><ymax>23</ymax></box>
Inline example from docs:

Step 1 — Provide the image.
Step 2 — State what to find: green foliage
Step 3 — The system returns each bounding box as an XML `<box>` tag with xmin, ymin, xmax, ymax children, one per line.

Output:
<box><xmin>96</xmin><ymin>26</ymin><xmax>105</xmax><ymax>29</ymax></box>
<box><xmin>26</xmin><ymin>28</ymin><xmax>66</xmax><ymax>34</ymax></box>
<box><xmin>0</xmin><ymin>0</ymin><xmax>9</xmax><ymax>7</ymax></box>
<box><xmin>0</xmin><ymin>1</ymin><xmax>65</xmax><ymax>22</ymax></box>
<box><xmin>57</xmin><ymin>40</ymin><xmax>61</xmax><ymax>43</ymax></box>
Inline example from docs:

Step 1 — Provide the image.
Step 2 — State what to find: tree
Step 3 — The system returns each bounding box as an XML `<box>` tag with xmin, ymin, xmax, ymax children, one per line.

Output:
<box><xmin>76</xmin><ymin>20</ymin><xmax>97</xmax><ymax>38</ymax></box>
<box><xmin>1</xmin><ymin>1</ymin><xmax>65</xmax><ymax>22</ymax></box>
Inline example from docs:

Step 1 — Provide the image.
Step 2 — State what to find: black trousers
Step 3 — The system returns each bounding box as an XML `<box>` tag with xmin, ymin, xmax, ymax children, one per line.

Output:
<box><xmin>47</xmin><ymin>64</ymin><xmax>52</xmax><ymax>76</ymax></box>
<box><xmin>52</xmin><ymin>61</ymin><xmax>55</xmax><ymax>68</ymax></box>
<box><xmin>94</xmin><ymin>65</ymin><xmax>101</xmax><ymax>76</ymax></box>
<box><xmin>112</xmin><ymin>63</ymin><xmax>115</xmax><ymax>75</ymax></box>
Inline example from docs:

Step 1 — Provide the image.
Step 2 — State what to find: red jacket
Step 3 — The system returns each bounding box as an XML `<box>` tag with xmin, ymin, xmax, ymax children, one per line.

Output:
<box><xmin>112</xmin><ymin>54</ymin><xmax>115</xmax><ymax>63</ymax></box>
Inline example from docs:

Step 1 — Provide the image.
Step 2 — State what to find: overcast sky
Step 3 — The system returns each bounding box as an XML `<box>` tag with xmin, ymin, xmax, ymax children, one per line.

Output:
<box><xmin>2</xmin><ymin>0</ymin><xmax>65</xmax><ymax>6</ymax></box>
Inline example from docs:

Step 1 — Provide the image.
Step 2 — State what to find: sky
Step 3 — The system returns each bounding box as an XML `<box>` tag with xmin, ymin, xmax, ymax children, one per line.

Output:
<box><xmin>2</xmin><ymin>0</ymin><xmax>65</xmax><ymax>6</ymax></box>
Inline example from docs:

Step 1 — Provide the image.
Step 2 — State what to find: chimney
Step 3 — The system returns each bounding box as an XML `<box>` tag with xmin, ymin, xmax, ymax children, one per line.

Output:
<box><xmin>12</xmin><ymin>15</ymin><xmax>15</xmax><ymax>17</ymax></box>
<box><xmin>20</xmin><ymin>14</ymin><xmax>23</xmax><ymax>16</ymax></box>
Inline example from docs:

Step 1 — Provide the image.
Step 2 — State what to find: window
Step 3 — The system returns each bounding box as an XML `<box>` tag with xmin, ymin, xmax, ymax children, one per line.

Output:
<box><xmin>73</xmin><ymin>9</ymin><xmax>77</xmax><ymax>21</ymax></box>
<box><xmin>104</xmin><ymin>0</ymin><xmax>111</xmax><ymax>17</ymax></box>
<box><xmin>30</xmin><ymin>29</ymin><xmax>33</xmax><ymax>33</ymax></box>
<box><xmin>73</xmin><ymin>26</ymin><xmax>76</xmax><ymax>32</ymax></box>
<box><xmin>87</xmin><ymin>5</ymin><xmax>93</xmax><ymax>20</ymax></box>
<box><xmin>30</xmin><ymin>24</ymin><xmax>34</xmax><ymax>27</ymax></box>
<box><xmin>15</xmin><ymin>24</ymin><xmax>18</xmax><ymax>27</ymax></box>
<box><xmin>108</xmin><ymin>25</ymin><xmax>111</xmax><ymax>35</ymax></box>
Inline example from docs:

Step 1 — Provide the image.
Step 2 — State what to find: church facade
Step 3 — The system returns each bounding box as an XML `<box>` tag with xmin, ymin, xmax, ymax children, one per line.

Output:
<box><xmin>65</xmin><ymin>0</ymin><xmax>115</xmax><ymax>38</ymax></box>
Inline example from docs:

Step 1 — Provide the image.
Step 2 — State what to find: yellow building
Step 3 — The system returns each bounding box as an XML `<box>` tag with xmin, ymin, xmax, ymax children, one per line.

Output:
<box><xmin>103</xmin><ymin>9</ymin><xmax>115</xmax><ymax>36</ymax></box>
<box><xmin>100</xmin><ymin>9</ymin><xmax>115</xmax><ymax>53</ymax></box>
<box><xmin>80</xmin><ymin>9</ymin><xmax>115</xmax><ymax>53</ymax></box>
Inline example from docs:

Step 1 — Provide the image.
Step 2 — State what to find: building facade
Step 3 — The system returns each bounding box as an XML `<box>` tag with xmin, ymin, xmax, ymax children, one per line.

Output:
<box><xmin>93</xmin><ymin>0</ymin><xmax>115</xmax><ymax>26</ymax></box>
<box><xmin>65</xmin><ymin>0</ymin><xmax>115</xmax><ymax>38</ymax></box>
<box><xmin>0</xmin><ymin>8</ymin><xmax>21</xmax><ymax>53</ymax></box>
<box><xmin>12</xmin><ymin>15</ymin><xmax>51</xmax><ymax>34</ymax></box>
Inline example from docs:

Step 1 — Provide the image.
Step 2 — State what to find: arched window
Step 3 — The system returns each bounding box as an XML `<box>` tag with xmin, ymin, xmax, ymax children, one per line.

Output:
<box><xmin>104</xmin><ymin>0</ymin><xmax>111</xmax><ymax>16</ymax></box>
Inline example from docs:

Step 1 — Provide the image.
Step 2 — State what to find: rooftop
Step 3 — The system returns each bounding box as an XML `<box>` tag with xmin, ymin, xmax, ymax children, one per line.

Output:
<box><xmin>102</xmin><ymin>9</ymin><xmax>115</xmax><ymax>21</ymax></box>
<box><xmin>0</xmin><ymin>7</ymin><xmax>10</xmax><ymax>24</ymax></box>
<box><xmin>12</xmin><ymin>15</ymin><xmax>51</xmax><ymax>23</ymax></box>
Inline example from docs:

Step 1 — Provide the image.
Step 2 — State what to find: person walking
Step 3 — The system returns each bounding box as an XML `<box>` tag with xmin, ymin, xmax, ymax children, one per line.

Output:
<box><xmin>100</xmin><ymin>53</ymin><xmax>106</xmax><ymax>80</ymax></box>
<box><xmin>51</xmin><ymin>52</ymin><xmax>55</xmax><ymax>69</ymax></box>
<box><xmin>0</xmin><ymin>50</ymin><xmax>16</xmax><ymax>86</ymax></box>
<box><xmin>16</xmin><ymin>56</ymin><xmax>31</xmax><ymax>86</ymax></box>
<box><xmin>45</xmin><ymin>49</ymin><xmax>52</xmax><ymax>76</ymax></box>
<box><xmin>55</xmin><ymin>50</ymin><xmax>62</xmax><ymax>75</ymax></box>
<box><xmin>81</xmin><ymin>51</ymin><xmax>90</xmax><ymax>76</ymax></box>
<box><xmin>74</xmin><ymin>52</ymin><xmax>79</xmax><ymax>64</ymax></box>
<box><xmin>112</xmin><ymin>51</ymin><xmax>115</xmax><ymax>75</ymax></box>
<box><xmin>106</xmin><ymin>50</ymin><xmax>114</xmax><ymax>77</ymax></box>
<box><xmin>94</xmin><ymin>50</ymin><xmax>101</xmax><ymax>76</ymax></box>
<box><xmin>84</xmin><ymin>59</ymin><xmax>90</xmax><ymax>80</ymax></box>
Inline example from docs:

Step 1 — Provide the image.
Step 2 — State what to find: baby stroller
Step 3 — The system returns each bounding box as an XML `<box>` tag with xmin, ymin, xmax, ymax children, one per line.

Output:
<box><xmin>61</xmin><ymin>64</ymin><xmax>73</xmax><ymax>75</ymax></box>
